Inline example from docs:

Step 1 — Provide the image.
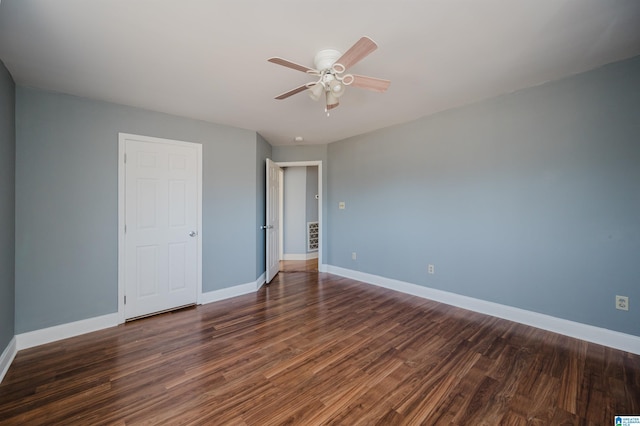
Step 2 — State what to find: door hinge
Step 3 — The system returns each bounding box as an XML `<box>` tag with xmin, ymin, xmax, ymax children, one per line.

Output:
<box><xmin>124</xmin><ymin>295</ymin><xmax>127</xmax><ymax>304</ymax></box>
<box><xmin>124</xmin><ymin>224</ymin><xmax>127</xmax><ymax>234</ymax></box>
<box><xmin>124</xmin><ymin>153</ymin><xmax>127</xmax><ymax>163</ymax></box>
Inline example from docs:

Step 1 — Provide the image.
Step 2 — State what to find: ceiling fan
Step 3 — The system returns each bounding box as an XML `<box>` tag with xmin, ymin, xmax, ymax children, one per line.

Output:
<box><xmin>268</xmin><ymin>36</ymin><xmax>391</xmax><ymax>114</ymax></box>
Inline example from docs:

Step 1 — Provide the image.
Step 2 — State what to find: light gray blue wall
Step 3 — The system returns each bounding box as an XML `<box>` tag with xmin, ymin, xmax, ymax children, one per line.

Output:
<box><xmin>328</xmin><ymin>55</ymin><xmax>640</xmax><ymax>336</ymax></box>
<box><xmin>306</xmin><ymin>166</ymin><xmax>318</xmax><ymax>253</ymax></box>
<box><xmin>255</xmin><ymin>133</ymin><xmax>272</xmax><ymax>278</ymax></box>
<box><xmin>15</xmin><ymin>87</ymin><xmax>261</xmax><ymax>333</ymax></box>
<box><xmin>272</xmin><ymin>145</ymin><xmax>327</xmax><ymax>164</ymax></box>
<box><xmin>283</xmin><ymin>167</ymin><xmax>307</xmax><ymax>255</ymax></box>
<box><xmin>0</xmin><ymin>60</ymin><xmax>15</xmax><ymax>351</ymax></box>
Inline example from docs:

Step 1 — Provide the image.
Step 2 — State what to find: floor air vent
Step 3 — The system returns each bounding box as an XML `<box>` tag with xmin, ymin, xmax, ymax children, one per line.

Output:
<box><xmin>307</xmin><ymin>221</ymin><xmax>319</xmax><ymax>252</ymax></box>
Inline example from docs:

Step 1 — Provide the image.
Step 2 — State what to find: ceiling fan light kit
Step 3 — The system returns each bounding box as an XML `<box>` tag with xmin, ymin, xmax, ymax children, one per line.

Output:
<box><xmin>307</xmin><ymin>83</ymin><xmax>324</xmax><ymax>101</ymax></box>
<box><xmin>329</xmin><ymin>79</ymin><xmax>345</xmax><ymax>97</ymax></box>
<box><xmin>268</xmin><ymin>36</ymin><xmax>391</xmax><ymax>115</ymax></box>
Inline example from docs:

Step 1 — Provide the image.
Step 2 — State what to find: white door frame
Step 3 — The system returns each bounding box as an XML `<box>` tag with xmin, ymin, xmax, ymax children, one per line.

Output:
<box><xmin>117</xmin><ymin>133</ymin><xmax>203</xmax><ymax>324</ymax></box>
<box><xmin>265</xmin><ymin>159</ymin><xmax>281</xmax><ymax>283</ymax></box>
<box><xmin>275</xmin><ymin>161</ymin><xmax>323</xmax><ymax>270</ymax></box>
<box><xmin>278</xmin><ymin>168</ymin><xmax>284</xmax><ymax>262</ymax></box>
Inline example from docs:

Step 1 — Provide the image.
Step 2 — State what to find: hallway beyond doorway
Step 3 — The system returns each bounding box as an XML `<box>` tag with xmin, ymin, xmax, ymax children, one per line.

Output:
<box><xmin>279</xmin><ymin>258</ymin><xmax>318</xmax><ymax>272</ymax></box>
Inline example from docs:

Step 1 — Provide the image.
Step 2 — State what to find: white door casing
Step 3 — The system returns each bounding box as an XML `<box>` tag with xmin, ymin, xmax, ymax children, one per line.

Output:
<box><xmin>278</xmin><ymin>161</ymin><xmax>323</xmax><ymax>269</ymax></box>
<box><xmin>278</xmin><ymin>168</ymin><xmax>284</xmax><ymax>262</ymax></box>
<box><xmin>266</xmin><ymin>160</ymin><xmax>324</xmax><ymax>278</ymax></box>
<box><xmin>118</xmin><ymin>133</ymin><xmax>202</xmax><ymax>321</ymax></box>
<box><xmin>265</xmin><ymin>159</ymin><xmax>281</xmax><ymax>283</ymax></box>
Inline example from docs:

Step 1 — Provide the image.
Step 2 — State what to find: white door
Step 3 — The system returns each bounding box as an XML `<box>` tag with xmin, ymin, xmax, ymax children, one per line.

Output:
<box><xmin>265</xmin><ymin>159</ymin><xmax>281</xmax><ymax>283</ymax></box>
<box><xmin>124</xmin><ymin>137</ymin><xmax>199</xmax><ymax>319</ymax></box>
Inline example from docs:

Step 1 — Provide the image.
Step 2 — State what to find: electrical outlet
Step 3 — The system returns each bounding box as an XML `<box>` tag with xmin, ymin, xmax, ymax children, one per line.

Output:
<box><xmin>616</xmin><ymin>295</ymin><xmax>629</xmax><ymax>311</ymax></box>
<box><xmin>352</xmin><ymin>252</ymin><xmax>357</xmax><ymax>260</ymax></box>
<box><xmin>428</xmin><ymin>264</ymin><xmax>434</xmax><ymax>274</ymax></box>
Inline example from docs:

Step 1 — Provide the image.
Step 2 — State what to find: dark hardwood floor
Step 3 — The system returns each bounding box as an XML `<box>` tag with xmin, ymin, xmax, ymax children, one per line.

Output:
<box><xmin>1</xmin><ymin>271</ymin><xmax>639</xmax><ymax>425</ymax></box>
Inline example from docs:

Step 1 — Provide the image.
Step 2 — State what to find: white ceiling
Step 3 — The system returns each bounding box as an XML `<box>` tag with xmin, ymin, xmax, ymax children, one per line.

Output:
<box><xmin>1</xmin><ymin>1</ymin><xmax>639</xmax><ymax>146</ymax></box>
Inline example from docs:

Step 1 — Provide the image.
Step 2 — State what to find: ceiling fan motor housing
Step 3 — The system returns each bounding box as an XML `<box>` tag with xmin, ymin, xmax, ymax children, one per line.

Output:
<box><xmin>314</xmin><ymin>49</ymin><xmax>342</xmax><ymax>71</ymax></box>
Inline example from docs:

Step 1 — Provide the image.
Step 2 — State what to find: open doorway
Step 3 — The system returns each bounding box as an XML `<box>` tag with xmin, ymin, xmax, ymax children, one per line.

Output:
<box><xmin>280</xmin><ymin>164</ymin><xmax>319</xmax><ymax>272</ymax></box>
<box><xmin>265</xmin><ymin>160</ymin><xmax>322</xmax><ymax>278</ymax></box>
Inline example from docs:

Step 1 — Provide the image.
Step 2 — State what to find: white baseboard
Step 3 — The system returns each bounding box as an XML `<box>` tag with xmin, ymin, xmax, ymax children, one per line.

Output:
<box><xmin>282</xmin><ymin>253</ymin><xmax>318</xmax><ymax>261</ymax></box>
<box><xmin>0</xmin><ymin>337</ymin><xmax>17</xmax><ymax>384</ymax></box>
<box><xmin>13</xmin><ymin>276</ymin><xmax>268</xmax><ymax>353</ymax></box>
<box><xmin>326</xmin><ymin>265</ymin><xmax>640</xmax><ymax>355</ymax></box>
<box><xmin>2</xmin><ymin>277</ymin><xmax>268</xmax><ymax>380</ymax></box>
<box><xmin>16</xmin><ymin>313</ymin><xmax>120</xmax><ymax>351</ymax></box>
<box><xmin>319</xmin><ymin>263</ymin><xmax>329</xmax><ymax>273</ymax></box>
<box><xmin>256</xmin><ymin>272</ymin><xmax>266</xmax><ymax>290</ymax></box>
<box><xmin>200</xmin><ymin>275</ymin><xmax>265</xmax><ymax>305</ymax></box>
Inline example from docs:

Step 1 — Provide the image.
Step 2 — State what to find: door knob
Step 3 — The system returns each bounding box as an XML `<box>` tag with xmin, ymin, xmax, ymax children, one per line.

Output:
<box><xmin>189</xmin><ymin>231</ymin><xmax>198</xmax><ymax>237</ymax></box>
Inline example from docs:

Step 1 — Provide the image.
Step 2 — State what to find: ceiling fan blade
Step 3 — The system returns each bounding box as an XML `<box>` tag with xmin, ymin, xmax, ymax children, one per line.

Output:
<box><xmin>350</xmin><ymin>74</ymin><xmax>391</xmax><ymax>93</ymax></box>
<box><xmin>336</xmin><ymin>36</ymin><xmax>378</xmax><ymax>70</ymax></box>
<box><xmin>274</xmin><ymin>84</ymin><xmax>311</xmax><ymax>100</ymax></box>
<box><xmin>268</xmin><ymin>57</ymin><xmax>315</xmax><ymax>73</ymax></box>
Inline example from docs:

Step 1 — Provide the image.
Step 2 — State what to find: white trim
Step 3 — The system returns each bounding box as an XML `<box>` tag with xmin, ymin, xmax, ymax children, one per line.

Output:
<box><xmin>275</xmin><ymin>161</ymin><xmax>323</xmax><ymax>269</ymax></box>
<box><xmin>6</xmin><ymin>273</ymin><xmax>266</xmax><ymax>357</ymax></box>
<box><xmin>118</xmin><ymin>133</ymin><xmax>126</xmax><ymax>324</ymax></box>
<box><xmin>256</xmin><ymin>272</ymin><xmax>266</xmax><ymax>291</ymax></box>
<box><xmin>118</xmin><ymin>133</ymin><xmax>203</xmax><ymax>323</ymax></box>
<box><xmin>0</xmin><ymin>337</ymin><xmax>17</xmax><ymax>384</ymax></box>
<box><xmin>283</xmin><ymin>253</ymin><xmax>318</xmax><ymax>261</ymax></box>
<box><xmin>278</xmin><ymin>168</ymin><xmax>284</xmax><ymax>261</ymax></box>
<box><xmin>200</xmin><ymin>275</ymin><xmax>266</xmax><ymax>305</ymax></box>
<box><xmin>319</xmin><ymin>263</ymin><xmax>329</xmax><ymax>273</ymax></box>
<box><xmin>15</xmin><ymin>313</ymin><xmax>119</xmax><ymax>351</ymax></box>
<box><xmin>326</xmin><ymin>265</ymin><xmax>640</xmax><ymax>355</ymax></box>
<box><xmin>276</xmin><ymin>161</ymin><xmax>321</xmax><ymax>168</ymax></box>
<box><xmin>118</xmin><ymin>135</ymin><xmax>125</xmax><ymax>323</ymax></box>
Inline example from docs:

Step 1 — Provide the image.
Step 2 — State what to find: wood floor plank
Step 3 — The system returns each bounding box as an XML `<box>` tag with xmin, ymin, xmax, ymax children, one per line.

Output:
<box><xmin>1</xmin><ymin>271</ymin><xmax>639</xmax><ymax>425</ymax></box>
